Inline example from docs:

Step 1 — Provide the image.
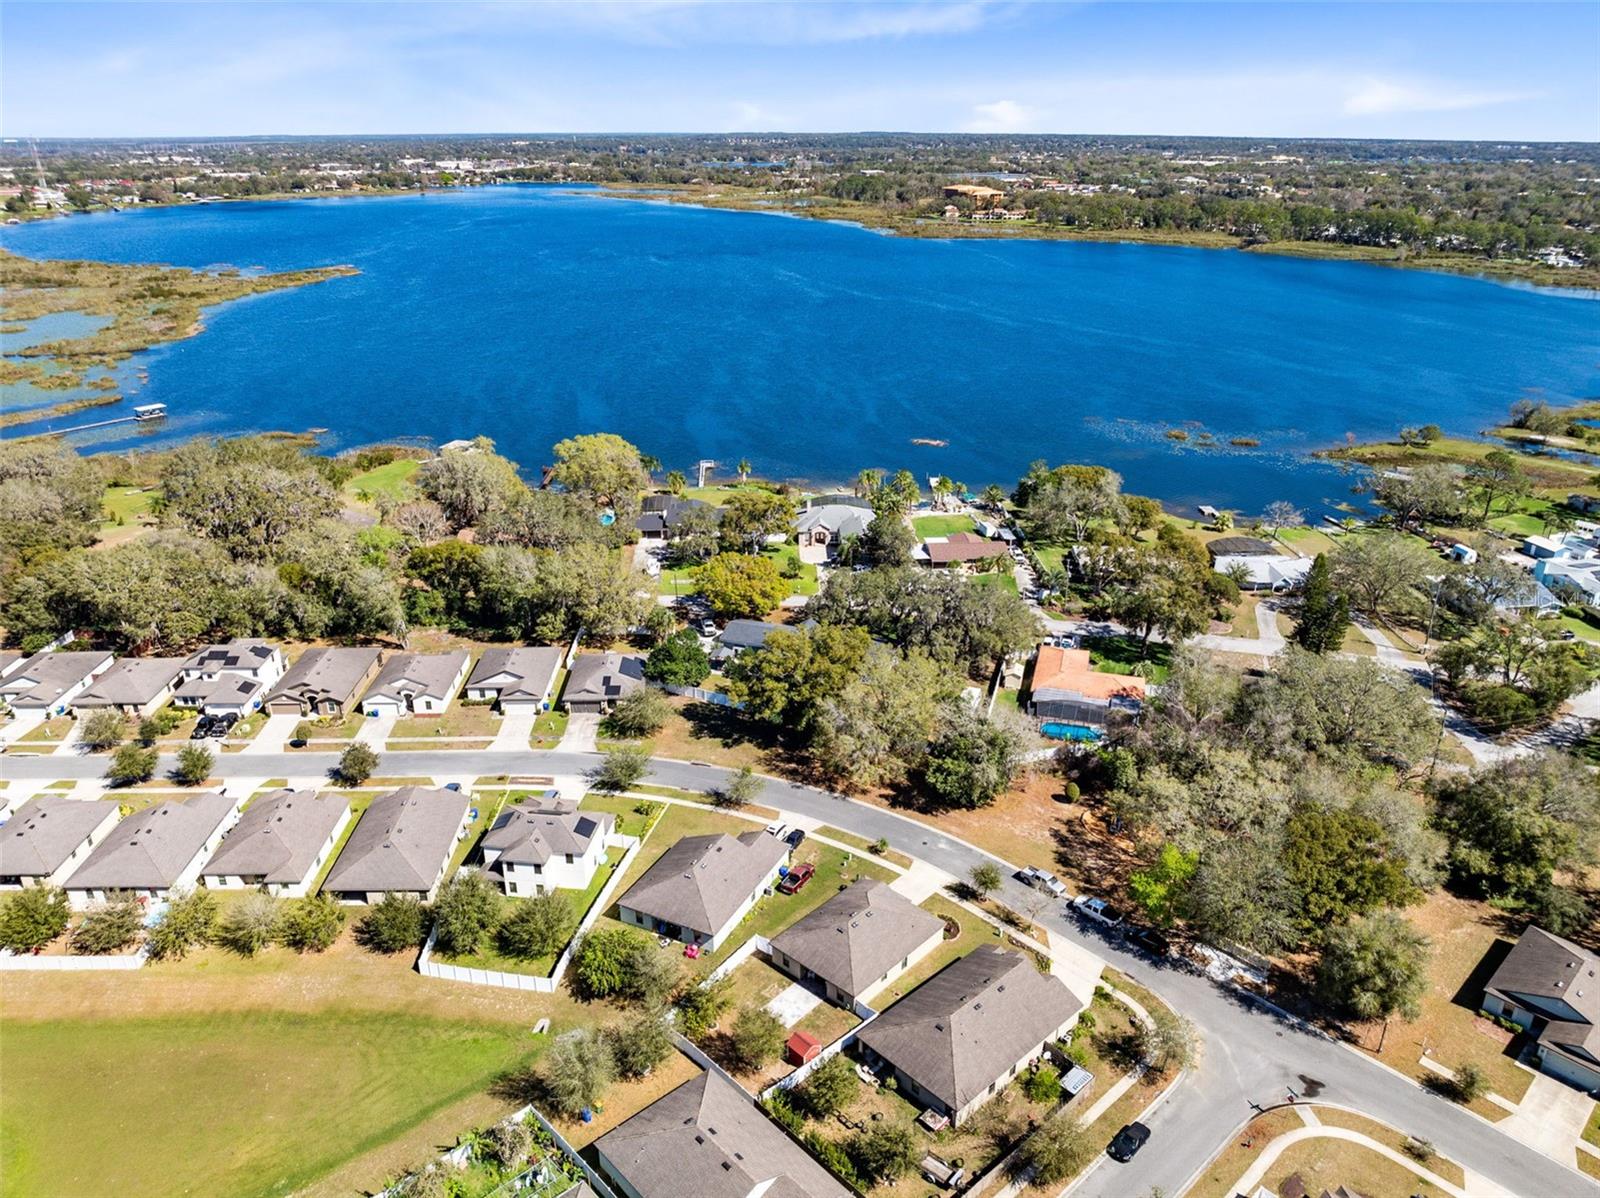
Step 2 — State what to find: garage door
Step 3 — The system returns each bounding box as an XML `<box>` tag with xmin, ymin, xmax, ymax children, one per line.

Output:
<box><xmin>1539</xmin><ymin>1047</ymin><xmax>1600</xmax><ymax>1093</ymax></box>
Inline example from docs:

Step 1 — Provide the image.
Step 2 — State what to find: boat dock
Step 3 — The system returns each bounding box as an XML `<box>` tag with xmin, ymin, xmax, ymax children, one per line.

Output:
<box><xmin>17</xmin><ymin>403</ymin><xmax>166</xmax><ymax>439</ymax></box>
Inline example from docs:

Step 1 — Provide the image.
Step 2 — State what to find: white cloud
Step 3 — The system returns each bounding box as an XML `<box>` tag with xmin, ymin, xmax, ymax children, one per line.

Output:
<box><xmin>964</xmin><ymin>98</ymin><xmax>1034</xmax><ymax>132</ymax></box>
<box><xmin>1342</xmin><ymin>77</ymin><xmax>1539</xmax><ymax>116</ymax></box>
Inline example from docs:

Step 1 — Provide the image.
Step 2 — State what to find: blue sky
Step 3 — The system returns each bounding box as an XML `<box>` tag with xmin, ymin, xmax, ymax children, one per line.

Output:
<box><xmin>5</xmin><ymin>1</ymin><xmax>1596</xmax><ymax>141</ymax></box>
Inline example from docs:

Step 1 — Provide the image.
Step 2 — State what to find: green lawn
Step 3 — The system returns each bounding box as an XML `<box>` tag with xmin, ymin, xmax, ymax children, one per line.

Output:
<box><xmin>345</xmin><ymin>457</ymin><xmax>421</xmax><ymax>504</ymax></box>
<box><xmin>0</xmin><ymin>1011</ymin><xmax>540</xmax><ymax>1198</ymax></box>
<box><xmin>98</xmin><ymin>484</ymin><xmax>157</xmax><ymax>531</ymax></box>
<box><xmin>912</xmin><ymin>514</ymin><xmax>977</xmax><ymax>538</ymax></box>
<box><xmin>762</xmin><ymin>542</ymin><xmax>819</xmax><ymax>595</ymax></box>
<box><xmin>657</xmin><ymin>565</ymin><xmax>700</xmax><ymax>597</ymax></box>
<box><xmin>971</xmin><ymin>571</ymin><xmax>1019</xmax><ymax>594</ymax></box>
<box><xmin>1275</xmin><ymin>525</ymin><xmax>1339</xmax><ymax>556</ymax></box>
<box><xmin>1083</xmin><ymin>633</ymin><xmax>1172</xmax><ymax>683</ymax></box>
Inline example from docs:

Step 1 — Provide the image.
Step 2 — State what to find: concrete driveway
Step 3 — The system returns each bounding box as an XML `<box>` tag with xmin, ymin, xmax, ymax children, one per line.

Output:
<box><xmin>355</xmin><ymin>712</ymin><xmax>396</xmax><ymax>748</ymax></box>
<box><xmin>1499</xmin><ymin>1072</ymin><xmax>1596</xmax><ymax>1159</ymax></box>
<box><xmin>559</xmin><ymin>713</ymin><xmax>602</xmax><ymax>753</ymax></box>
<box><xmin>491</xmin><ymin>710</ymin><xmax>538</xmax><ymax>751</ymax></box>
<box><xmin>239</xmin><ymin>713</ymin><xmax>301</xmax><ymax>756</ymax></box>
<box><xmin>0</xmin><ymin>711</ymin><xmax>45</xmax><ymax>748</ymax></box>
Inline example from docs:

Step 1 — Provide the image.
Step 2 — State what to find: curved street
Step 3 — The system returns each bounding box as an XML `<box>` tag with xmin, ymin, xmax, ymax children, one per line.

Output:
<box><xmin>4</xmin><ymin>745</ymin><xmax>1592</xmax><ymax>1198</ymax></box>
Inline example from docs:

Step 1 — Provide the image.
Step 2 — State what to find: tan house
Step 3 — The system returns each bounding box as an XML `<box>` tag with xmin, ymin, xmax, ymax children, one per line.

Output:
<box><xmin>0</xmin><ymin>797</ymin><xmax>122</xmax><ymax>889</ymax></box>
<box><xmin>265</xmin><ymin>648</ymin><xmax>383</xmax><ymax>716</ymax></box>
<box><xmin>201</xmin><ymin>790</ymin><xmax>352</xmax><ymax>897</ymax></box>
<box><xmin>769</xmin><ymin>879</ymin><xmax>944</xmax><ymax>1008</ymax></box>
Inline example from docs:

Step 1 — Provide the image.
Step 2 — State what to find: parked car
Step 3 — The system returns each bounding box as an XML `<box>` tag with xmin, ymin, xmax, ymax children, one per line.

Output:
<box><xmin>1107</xmin><ymin>1121</ymin><xmax>1151</xmax><ymax>1162</ymax></box>
<box><xmin>191</xmin><ymin>717</ymin><xmax>215</xmax><ymax>740</ymax></box>
<box><xmin>1128</xmin><ymin>927</ymin><xmax>1170</xmax><ymax>958</ymax></box>
<box><xmin>1073</xmin><ymin>895</ymin><xmax>1124</xmax><ymax>929</ymax></box>
<box><xmin>697</xmin><ymin>618</ymin><xmax>718</xmax><ymax>636</ymax></box>
<box><xmin>784</xmin><ymin>828</ymin><xmax>806</xmax><ymax>850</ymax></box>
<box><xmin>1017</xmin><ymin>866</ymin><xmax>1068</xmax><ymax>898</ymax></box>
<box><xmin>777</xmin><ymin>862</ymin><xmax>815</xmax><ymax>894</ymax></box>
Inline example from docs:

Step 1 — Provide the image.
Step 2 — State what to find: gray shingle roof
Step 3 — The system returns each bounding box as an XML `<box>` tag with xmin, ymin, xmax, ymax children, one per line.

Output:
<box><xmin>467</xmin><ymin>647</ymin><xmax>563</xmax><ymax>702</ymax></box>
<box><xmin>268</xmin><ymin>647</ymin><xmax>382</xmax><ymax>707</ymax></box>
<box><xmin>1487</xmin><ymin>925</ymin><xmax>1600</xmax><ymax>1065</ymax></box>
<box><xmin>321</xmin><ymin>787</ymin><xmax>469</xmax><ymax>895</ymax></box>
<box><xmin>0</xmin><ymin>797</ymin><xmax>120</xmax><ymax>880</ymax></box>
<box><xmin>72</xmin><ymin>657</ymin><xmax>187</xmax><ymax>708</ymax></box>
<box><xmin>174</xmin><ymin>674</ymin><xmax>265</xmax><ymax>706</ymax></box>
<box><xmin>619</xmin><ymin>831</ymin><xmax>789</xmax><ymax>936</ymax></box>
<box><xmin>718</xmin><ymin>620</ymin><xmax>787</xmax><ymax>651</ymax></box>
<box><xmin>770</xmin><ymin>879</ymin><xmax>944</xmax><ymax>997</ymax></box>
<box><xmin>182</xmin><ymin>639</ymin><xmax>280</xmax><ymax>675</ymax></box>
<box><xmin>0</xmin><ymin>651</ymin><xmax>114</xmax><ymax>709</ymax></box>
<box><xmin>202</xmin><ymin>790</ymin><xmax>350</xmax><ymax>884</ymax></box>
<box><xmin>796</xmin><ymin>504</ymin><xmax>872</xmax><ymax>540</ymax></box>
<box><xmin>563</xmin><ymin>653</ymin><xmax>645</xmax><ymax>705</ymax></box>
<box><xmin>363</xmin><ymin>651</ymin><xmax>469</xmax><ymax>706</ymax></box>
<box><xmin>596</xmin><ymin>1070</ymin><xmax>849</xmax><ymax>1198</ymax></box>
<box><xmin>66</xmin><ymin>794</ymin><xmax>237</xmax><ymax>891</ymax></box>
<box><xmin>857</xmin><ymin>944</ymin><xmax>1082</xmax><ymax>1111</ymax></box>
<box><xmin>481</xmin><ymin>801</ymin><xmax>613</xmax><ymax>870</ymax></box>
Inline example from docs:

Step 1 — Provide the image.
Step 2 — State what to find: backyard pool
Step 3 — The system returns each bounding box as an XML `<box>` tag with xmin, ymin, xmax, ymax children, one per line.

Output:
<box><xmin>1040</xmin><ymin>722</ymin><xmax>1102</xmax><ymax>742</ymax></box>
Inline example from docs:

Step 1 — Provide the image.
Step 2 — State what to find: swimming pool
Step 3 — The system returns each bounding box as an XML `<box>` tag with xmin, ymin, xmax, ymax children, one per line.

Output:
<box><xmin>1040</xmin><ymin>722</ymin><xmax>1102</xmax><ymax>742</ymax></box>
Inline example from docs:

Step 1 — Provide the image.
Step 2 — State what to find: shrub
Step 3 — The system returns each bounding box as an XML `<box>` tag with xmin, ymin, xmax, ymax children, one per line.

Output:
<box><xmin>538</xmin><ymin>1028</ymin><xmax>615</xmax><ymax>1117</ymax></box>
<box><xmin>1451</xmin><ymin>1061</ymin><xmax>1487</xmax><ymax>1104</ymax></box>
<box><xmin>481</xmin><ymin>1118</ymin><xmax>532</xmax><ymax>1170</ymax></box>
<box><xmin>606</xmin><ymin>1009</ymin><xmax>675</xmax><ymax>1078</ymax></box>
<box><xmin>1019</xmin><ymin>1113</ymin><xmax>1095</xmax><ymax>1185</ymax></box>
<box><xmin>105</xmin><ymin>744</ymin><xmax>158</xmax><ymax>787</ymax></box>
<box><xmin>1404</xmin><ymin>1136</ymin><xmax>1436</xmax><ymax>1164</ymax></box>
<box><xmin>215</xmin><ymin>891</ymin><xmax>281</xmax><ymax>956</ymax></box>
<box><xmin>338</xmin><ymin>742</ymin><xmax>379</xmax><ymax>786</ymax></box>
<box><xmin>714</xmin><ymin>764</ymin><xmax>763</xmax><ymax>808</ymax></box>
<box><xmin>497</xmin><ymin>892</ymin><xmax>575</xmax><ymax>960</ymax></box>
<box><xmin>277</xmin><ymin>893</ymin><xmax>346</xmax><ymax>952</ymax></box>
<box><xmin>570</xmin><ymin>926</ymin><xmax>669</xmax><ymax>1000</ymax></box>
<box><xmin>1024</xmin><ymin>1063</ymin><xmax>1062</xmax><ymax>1104</ymax></box>
<box><xmin>806</xmin><ymin>1132</ymin><xmax>865</xmax><ymax>1189</ymax></box>
<box><xmin>137</xmin><ymin>705</ymin><xmax>185</xmax><ymax>744</ymax></box>
<box><xmin>871</xmin><ymin>837</ymin><xmax>889</xmax><ymax>855</ymax></box>
<box><xmin>675</xmin><ymin>976</ymin><xmax>733</xmax><ymax>1037</ymax></box>
<box><xmin>0</xmin><ymin>885</ymin><xmax>70</xmax><ymax>952</ymax></box>
<box><xmin>293</xmin><ymin>719</ymin><xmax>318</xmax><ymax>742</ymax></box>
<box><xmin>846</xmin><ymin>1122</ymin><xmax>919</xmax><ymax>1185</ymax></box>
<box><xmin>356</xmin><ymin>893</ymin><xmax>428</xmax><ymax>952</ymax></box>
<box><xmin>761</xmin><ymin>1092</ymin><xmax>806</xmax><ymax>1135</ymax></box>
<box><xmin>145</xmin><ymin>887</ymin><xmax>217</xmax><ymax>962</ymax></box>
<box><xmin>730</xmin><ymin>1006</ymin><xmax>785</xmax><ymax>1072</ymax></box>
<box><xmin>969</xmin><ymin>862</ymin><xmax>1002</xmax><ymax>896</ymax></box>
<box><xmin>431</xmin><ymin>870</ymin><xmax>500</xmax><ymax>956</ymax></box>
<box><xmin>604</xmin><ymin>688</ymin><xmax>671</xmax><ymax>739</ymax></box>
<box><xmin>1462</xmin><ymin>683</ymin><xmax>1539</xmax><ymax>732</ymax></box>
<box><xmin>795</xmin><ymin>1052</ymin><xmax>859</xmax><ymax>1117</ymax></box>
<box><xmin>78</xmin><ymin>709</ymin><xmax>127</xmax><ymax>751</ymax></box>
<box><xmin>71</xmin><ymin>895</ymin><xmax>143</xmax><ymax>955</ymax></box>
<box><xmin>173</xmin><ymin>743</ymin><xmax>214</xmax><ymax>786</ymax></box>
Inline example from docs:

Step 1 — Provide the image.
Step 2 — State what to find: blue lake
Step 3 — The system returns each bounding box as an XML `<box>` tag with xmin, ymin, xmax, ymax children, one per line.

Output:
<box><xmin>4</xmin><ymin>184</ymin><xmax>1598</xmax><ymax>514</ymax></box>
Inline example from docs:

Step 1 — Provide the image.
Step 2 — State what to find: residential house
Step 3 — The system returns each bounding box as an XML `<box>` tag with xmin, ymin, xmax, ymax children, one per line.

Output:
<box><xmin>616</xmin><ymin>830</ymin><xmax>789</xmax><ymax>950</ymax></box>
<box><xmin>200</xmin><ymin>790</ymin><xmax>352</xmax><ymax>897</ymax></box>
<box><xmin>768</xmin><ymin>878</ymin><xmax>945</xmax><ymax>1008</ymax></box>
<box><xmin>1535</xmin><ymin>557</ymin><xmax>1600</xmax><ymax>606</ymax></box>
<box><xmin>917</xmin><ymin>531</ymin><xmax>1011</xmax><ymax>568</ymax></box>
<box><xmin>561</xmin><ymin>652</ymin><xmax>646</xmax><ymax>715</ymax></box>
<box><xmin>855</xmin><ymin>944</ymin><xmax>1083</xmax><ymax>1127</ymax></box>
<box><xmin>1482</xmin><ymin>925</ymin><xmax>1600</xmax><ymax>1093</ymax></box>
<box><xmin>796</xmin><ymin>499</ymin><xmax>873</xmax><ymax>563</ymax></box>
<box><xmin>174</xmin><ymin>639</ymin><xmax>285</xmax><ymax>715</ymax></box>
<box><xmin>65</xmin><ymin>793</ymin><xmax>241</xmax><ymax>907</ymax></box>
<box><xmin>1205</xmin><ymin>536</ymin><xmax>1278</xmax><ymax>559</ymax></box>
<box><xmin>1521</xmin><ymin>533</ymin><xmax>1594</xmax><ymax>561</ymax></box>
<box><xmin>464</xmin><ymin>646</ymin><xmax>564</xmax><ymax>712</ymax></box>
<box><xmin>321</xmin><ymin>786</ymin><xmax>471</xmax><ymax>904</ymax></box>
<box><xmin>595</xmin><ymin>1070</ymin><xmax>849</xmax><ymax>1198</ymax></box>
<box><xmin>0</xmin><ymin>797</ymin><xmax>122</xmax><ymax>889</ymax></box>
<box><xmin>1212</xmin><ymin>553</ymin><xmax>1313</xmax><ymax>593</ymax></box>
<box><xmin>0</xmin><ymin>651</ymin><xmax>26</xmax><ymax>681</ymax></box>
<box><xmin>712</xmin><ymin>618</ymin><xmax>793</xmax><ymax>665</ymax></box>
<box><xmin>635</xmin><ymin>495</ymin><xmax>715</xmax><ymax>542</ymax></box>
<box><xmin>265</xmin><ymin>647</ymin><xmax>383</xmax><ymax>716</ymax></box>
<box><xmin>71</xmin><ymin>657</ymin><xmax>188</xmax><ymax>719</ymax></box>
<box><xmin>0</xmin><ymin>650</ymin><xmax>115</xmax><ymax>716</ymax></box>
<box><xmin>361</xmin><ymin>650</ymin><xmax>470</xmax><ymax>716</ymax></box>
<box><xmin>1027</xmin><ymin>645</ymin><xmax>1145</xmax><ymax>727</ymax></box>
<box><xmin>479</xmin><ymin>793</ymin><xmax>616</xmax><ymax>895</ymax></box>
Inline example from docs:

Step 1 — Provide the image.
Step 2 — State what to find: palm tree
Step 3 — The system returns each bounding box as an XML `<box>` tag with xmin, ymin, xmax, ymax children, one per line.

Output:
<box><xmin>736</xmin><ymin>458</ymin><xmax>752</xmax><ymax>483</ymax></box>
<box><xmin>1039</xmin><ymin>567</ymin><xmax>1070</xmax><ymax>596</ymax></box>
<box><xmin>980</xmin><ymin>484</ymin><xmax>1007</xmax><ymax>512</ymax></box>
<box><xmin>665</xmin><ymin>470</ymin><xmax>687</xmax><ymax>496</ymax></box>
<box><xmin>855</xmin><ymin>468</ymin><xmax>883</xmax><ymax>499</ymax></box>
<box><xmin>1545</xmin><ymin>505</ymin><xmax>1578</xmax><ymax>536</ymax></box>
<box><xmin>640</xmin><ymin>454</ymin><xmax>662</xmax><ymax>479</ymax></box>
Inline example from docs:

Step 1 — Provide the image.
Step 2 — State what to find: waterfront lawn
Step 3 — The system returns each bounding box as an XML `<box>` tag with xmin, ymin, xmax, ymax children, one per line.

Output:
<box><xmin>98</xmin><ymin>484</ymin><xmax>158</xmax><ymax>536</ymax></box>
<box><xmin>346</xmin><ymin>457</ymin><xmax>421</xmax><ymax>504</ymax></box>
<box><xmin>1275</xmin><ymin>525</ymin><xmax>1339</xmax><ymax>556</ymax></box>
<box><xmin>0</xmin><ymin>1010</ymin><xmax>541</xmax><ymax>1198</ymax></box>
<box><xmin>912</xmin><ymin>514</ymin><xmax>977</xmax><ymax>538</ymax></box>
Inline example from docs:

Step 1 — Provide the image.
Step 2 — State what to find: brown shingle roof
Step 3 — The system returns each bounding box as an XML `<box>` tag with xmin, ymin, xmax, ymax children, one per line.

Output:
<box><xmin>0</xmin><ymin>797</ymin><xmax>120</xmax><ymax>880</ymax></box>
<box><xmin>202</xmin><ymin>790</ymin><xmax>350</xmax><ymax>884</ymax></box>
<box><xmin>618</xmin><ymin>831</ymin><xmax>788</xmax><ymax>937</ymax></box>
<box><xmin>321</xmin><ymin>787</ymin><xmax>469</xmax><ymax>895</ymax></box>
<box><xmin>769</xmin><ymin>879</ymin><xmax>943</xmax><ymax>997</ymax></box>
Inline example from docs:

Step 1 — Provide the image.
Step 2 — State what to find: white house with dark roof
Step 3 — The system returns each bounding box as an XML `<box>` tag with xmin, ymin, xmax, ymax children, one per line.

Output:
<box><xmin>465</xmin><ymin>647</ymin><xmax>564</xmax><ymax>712</ymax></box>
<box><xmin>616</xmin><ymin>830</ymin><xmax>789</xmax><ymax>950</ymax></box>
<box><xmin>856</xmin><ymin>944</ymin><xmax>1083</xmax><ymax>1127</ymax></box>
<box><xmin>0</xmin><ymin>797</ymin><xmax>122</xmax><ymax>889</ymax></box>
<box><xmin>361</xmin><ymin>650</ymin><xmax>470</xmax><ymax>716</ymax></box>
<box><xmin>768</xmin><ymin>879</ymin><xmax>945</xmax><ymax>1008</ymax></box>
<box><xmin>64</xmin><ymin>793</ymin><xmax>242</xmax><ymax>907</ymax></box>
<box><xmin>1</xmin><ymin>650</ymin><xmax>115</xmax><ymax>715</ymax></box>
<box><xmin>479</xmin><ymin>793</ymin><xmax>616</xmax><ymax>896</ymax></box>
<box><xmin>201</xmin><ymin>790</ymin><xmax>352</xmax><ymax>897</ymax></box>
<box><xmin>595</xmin><ymin>1070</ymin><xmax>848</xmax><ymax>1198</ymax></box>
<box><xmin>1483</xmin><ymin>925</ymin><xmax>1600</xmax><ymax>1093</ymax></box>
<box><xmin>321</xmin><ymin>786</ymin><xmax>471</xmax><ymax>904</ymax></box>
<box><xmin>796</xmin><ymin>500</ymin><xmax>873</xmax><ymax>563</ymax></box>
<box><xmin>72</xmin><ymin>657</ymin><xmax>188</xmax><ymax>719</ymax></box>
<box><xmin>174</xmin><ymin>639</ymin><xmax>284</xmax><ymax>715</ymax></box>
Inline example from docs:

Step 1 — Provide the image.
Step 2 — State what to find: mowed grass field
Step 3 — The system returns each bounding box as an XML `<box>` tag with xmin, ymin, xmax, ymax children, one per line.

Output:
<box><xmin>0</xmin><ymin>1010</ymin><xmax>539</xmax><ymax>1198</ymax></box>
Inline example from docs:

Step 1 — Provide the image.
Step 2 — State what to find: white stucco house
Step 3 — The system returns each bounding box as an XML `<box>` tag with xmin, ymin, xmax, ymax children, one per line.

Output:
<box><xmin>200</xmin><ymin>790</ymin><xmax>352</xmax><ymax>897</ymax></box>
<box><xmin>478</xmin><ymin>793</ymin><xmax>618</xmax><ymax>896</ymax></box>
<box><xmin>0</xmin><ymin>797</ymin><xmax>122</xmax><ymax>890</ymax></box>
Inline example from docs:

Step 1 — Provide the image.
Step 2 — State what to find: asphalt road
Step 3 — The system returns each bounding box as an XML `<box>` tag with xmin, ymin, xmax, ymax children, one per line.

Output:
<box><xmin>5</xmin><ymin>746</ymin><xmax>1589</xmax><ymax>1198</ymax></box>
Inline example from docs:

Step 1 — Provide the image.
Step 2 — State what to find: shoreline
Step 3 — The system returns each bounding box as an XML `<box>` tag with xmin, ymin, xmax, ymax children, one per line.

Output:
<box><xmin>8</xmin><ymin>178</ymin><xmax>1595</xmax><ymax>295</ymax></box>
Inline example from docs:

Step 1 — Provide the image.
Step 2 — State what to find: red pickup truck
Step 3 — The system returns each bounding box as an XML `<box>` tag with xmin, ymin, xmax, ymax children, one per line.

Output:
<box><xmin>777</xmin><ymin>863</ymin><xmax>815</xmax><ymax>895</ymax></box>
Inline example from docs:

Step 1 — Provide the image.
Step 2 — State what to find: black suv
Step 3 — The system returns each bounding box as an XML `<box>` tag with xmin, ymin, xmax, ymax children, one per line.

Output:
<box><xmin>1107</xmin><ymin>1122</ymin><xmax>1151</xmax><ymax>1162</ymax></box>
